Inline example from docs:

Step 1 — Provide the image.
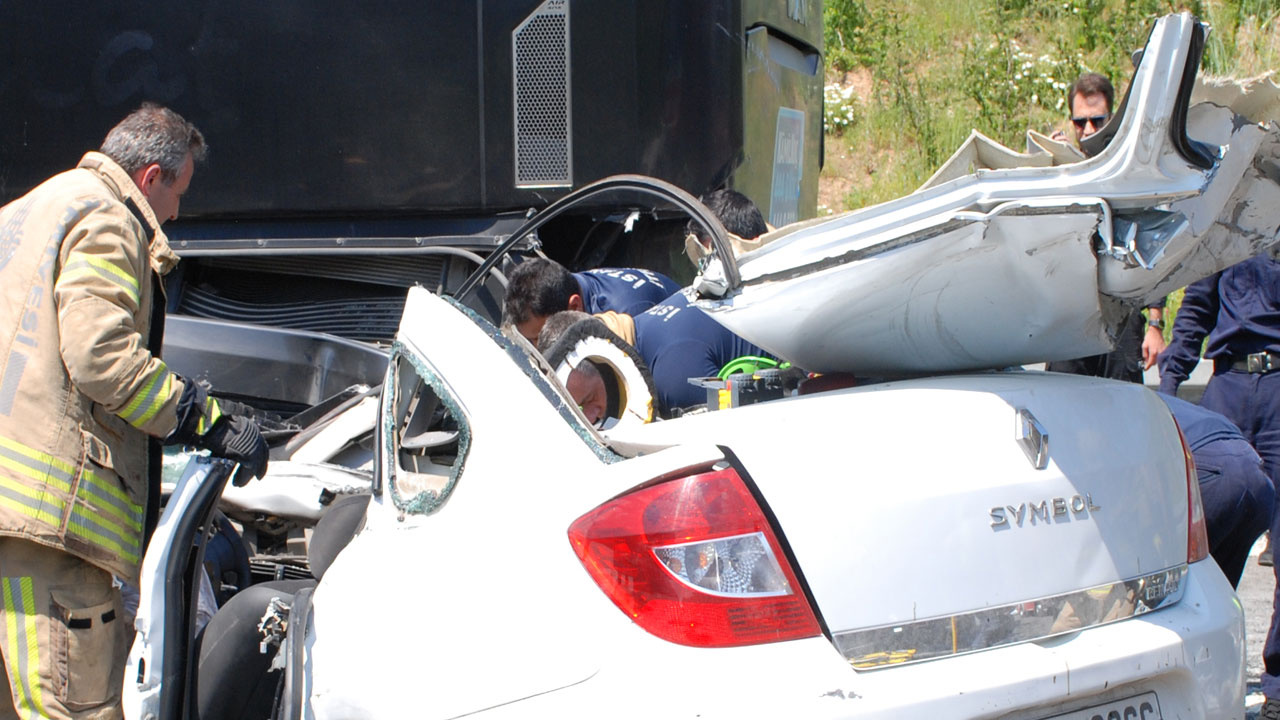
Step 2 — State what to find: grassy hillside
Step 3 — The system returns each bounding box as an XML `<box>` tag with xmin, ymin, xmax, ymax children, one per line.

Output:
<box><xmin>816</xmin><ymin>0</ymin><xmax>1277</xmax><ymax>340</ymax></box>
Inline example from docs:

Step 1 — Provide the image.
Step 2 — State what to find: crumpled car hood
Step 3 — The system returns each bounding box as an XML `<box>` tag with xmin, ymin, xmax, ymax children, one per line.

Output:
<box><xmin>692</xmin><ymin>13</ymin><xmax>1280</xmax><ymax>375</ymax></box>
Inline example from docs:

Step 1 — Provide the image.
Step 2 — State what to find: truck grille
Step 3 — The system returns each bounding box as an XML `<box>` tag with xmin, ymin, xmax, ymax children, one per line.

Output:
<box><xmin>179</xmin><ymin>288</ymin><xmax>406</xmax><ymax>343</ymax></box>
<box><xmin>513</xmin><ymin>0</ymin><xmax>572</xmax><ymax>188</ymax></box>
<box><xmin>189</xmin><ymin>255</ymin><xmax>448</xmax><ymax>291</ymax></box>
<box><xmin>173</xmin><ymin>255</ymin><xmax>449</xmax><ymax>343</ymax></box>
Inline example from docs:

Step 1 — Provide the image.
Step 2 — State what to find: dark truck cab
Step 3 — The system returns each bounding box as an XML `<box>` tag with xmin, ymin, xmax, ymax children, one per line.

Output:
<box><xmin>1</xmin><ymin>1</ymin><xmax>822</xmax><ymax>384</ymax></box>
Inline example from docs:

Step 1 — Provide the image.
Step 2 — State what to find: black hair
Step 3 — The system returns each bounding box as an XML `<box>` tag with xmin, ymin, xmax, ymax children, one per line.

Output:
<box><xmin>1067</xmin><ymin>73</ymin><xmax>1115</xmax><ymax>114</ymax></box>
<box><xmin>501</xmin><ymin>258</ymin><xmax>582</xmax><ymax>327</ymax></box>
<box><xmin>691</xmin><ymin>189</ymin><xmax>769</xmax><ymax>243</ymax></box>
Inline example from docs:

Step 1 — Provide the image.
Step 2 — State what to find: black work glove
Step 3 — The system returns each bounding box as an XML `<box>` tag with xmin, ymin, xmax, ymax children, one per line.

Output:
<box><xmin>167</xmin><ymin>378</ymin><xmax>215</xmax><ymax>447</ymax></box>
<box><xmin>211</xmin><ymin>397</ymin><xmax>254</xmax><ymax>419</ymax></box>
<box><xmin>198</xmin><ymin>415</ymin><xmax>269</xmax><ymax>486</ymax></box>
<box><xmin>213</xmin><ymin>398</ymin><xmax>296</xmax><ymax>435</ymax></box>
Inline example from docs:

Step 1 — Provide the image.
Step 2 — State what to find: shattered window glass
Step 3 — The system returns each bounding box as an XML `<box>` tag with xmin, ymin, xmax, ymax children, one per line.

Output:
<box><xmin>386</xmin><ymin>349</ymin><xmax>470</xmax><ymax>515</ymax></box>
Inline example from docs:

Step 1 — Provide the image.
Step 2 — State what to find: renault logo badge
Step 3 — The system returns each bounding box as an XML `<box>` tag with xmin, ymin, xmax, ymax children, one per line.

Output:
<box><xmin>1015</xmin><ymin>408</ymin><xmax>1049</xmax><ymax>470</ymax></box>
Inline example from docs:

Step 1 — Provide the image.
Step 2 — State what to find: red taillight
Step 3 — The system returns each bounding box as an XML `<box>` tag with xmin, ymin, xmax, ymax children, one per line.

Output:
<box><xmin>568</xmin><ymin>465</ymin><xmax>822</xmax><ymax>647</ymax></box>
<box><xmin>1174</xmin><ymin>421</ymin><xmax>1211</xmax><ymax>563</ymax></box>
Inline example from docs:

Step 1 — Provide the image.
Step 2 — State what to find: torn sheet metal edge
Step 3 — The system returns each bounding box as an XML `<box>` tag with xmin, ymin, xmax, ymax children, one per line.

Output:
<box><xmin>699</xmin><ymin>202</ymin><xmax>1110</xmax><ymax>375</ymax></box>
<box><xmin>1099</xmin><ymin>107</ymin><xmax>1280</xmax><ymax>303</ymax></box>
<box><xmin>922</xmin><ymin>128</ymin><xmax>1063</xmax><ymax>191</ymax></box>
<box><xmin>1192</xmin><ymin>72</ymin><xmax>1280</xmax><ymax>126</ymax></box>
<box><xmin>743</xmin><ymin>197</ymin><xmax>1110</xmax><ymax>287</ymax></box>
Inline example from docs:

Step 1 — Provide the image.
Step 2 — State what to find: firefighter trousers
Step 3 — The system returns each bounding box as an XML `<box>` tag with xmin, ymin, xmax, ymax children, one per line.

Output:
<box><xmin>0</xmin><ymin>538</ymin><xmax>125</xmax><ymax>720</ymax></box>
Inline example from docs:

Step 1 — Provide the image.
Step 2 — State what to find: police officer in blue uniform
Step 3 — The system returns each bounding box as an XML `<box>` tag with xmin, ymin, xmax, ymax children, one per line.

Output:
<box><xmin>1158</xmin><ymin>252</ymin><xmax>1280</xmax><ymax>717</ymax></box>
<box><xmin>502</xmin><ymin>258</ymin><xmax>678</xmax><ymax>344</ymax></box>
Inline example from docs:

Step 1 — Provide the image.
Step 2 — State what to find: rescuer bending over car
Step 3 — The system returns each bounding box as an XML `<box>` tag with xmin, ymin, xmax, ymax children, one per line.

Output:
<box><xmin>511</xmin><ymin>188</ymin><xmax>776</xmax><ymax>416</ymax></box>
<box><xmin>598</xmin><ymin>189</ymin><xmax>776</xmax><ymax>413</ymax></box>
<box><xmin>0</xmin><ymin>105</ymin><xmax>267</xmax><ymax>720</ymax></box>
<box><xmin>502</xmin><ymin>258</ymin><xmax>679</xmax><ymax>345</ymax></box>
<box><xmin>1156</xmin><ymin>394</ymin><xmax>1274</xmax><ymax>588</ymax></box>
<box><xmin>534</xmin><ymin>311</ymin><xmax>620</xmax><ymax>427</ymax></box>
<box><xmin>626</xmin><ymin>290</ymin><xmax>774</xmax><ymax>413</ymax></box>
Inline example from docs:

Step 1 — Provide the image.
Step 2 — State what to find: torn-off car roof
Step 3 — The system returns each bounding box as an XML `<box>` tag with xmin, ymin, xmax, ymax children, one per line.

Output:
<box><xmin>691</xmin><ymin>13</ymin><xmax>1280</xmax><ymax>376</ymax></box>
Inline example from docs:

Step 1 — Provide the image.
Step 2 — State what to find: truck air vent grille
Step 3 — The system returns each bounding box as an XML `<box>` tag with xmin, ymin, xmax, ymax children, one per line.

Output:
<box><xmin>178</xmin><ymin>287</ymin><xmax>406</xmax><ymax>344</ymax></box>
<box><xmin>513</xmin><ymin>0</ymin><xmax>572</xmax><ymax>188</ymax></box>
<box><xmin>172</xmin><ymin>255</ymin><xmax>446</xmax><ymax>343</ymax></box>
<box><xmin>194</xmin><ymin>255</ymin><xmax>448</xmax><ymax>291</ymax></box>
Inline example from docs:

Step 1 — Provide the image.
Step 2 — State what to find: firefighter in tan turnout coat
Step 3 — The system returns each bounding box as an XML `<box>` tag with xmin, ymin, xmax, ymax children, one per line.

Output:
<box><xmin>0</xmin><ymin>105</ymin><xmax>268</xmax><ymax>720</ymax></box>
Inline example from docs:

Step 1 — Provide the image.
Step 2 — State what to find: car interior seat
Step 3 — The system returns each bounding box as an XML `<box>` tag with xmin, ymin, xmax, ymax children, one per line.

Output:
<box><xmin>192</xmin><ymin>493</ymin><xmax>372</xmax><ymax>720</ymax></box>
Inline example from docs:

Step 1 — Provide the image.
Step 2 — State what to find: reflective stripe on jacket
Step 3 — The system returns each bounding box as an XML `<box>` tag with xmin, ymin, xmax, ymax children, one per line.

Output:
<box><xmin>0</xmin><ymin>152</ymin><xmax>184</xmax><ymax>582</ymax></box>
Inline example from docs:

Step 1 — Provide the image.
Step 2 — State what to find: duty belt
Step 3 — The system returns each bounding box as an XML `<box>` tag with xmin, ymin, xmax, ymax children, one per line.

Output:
<box><xmin>1229</xmin><ymin>350</ymin><xmax>1280</xmax><ymax>374</ymax></box>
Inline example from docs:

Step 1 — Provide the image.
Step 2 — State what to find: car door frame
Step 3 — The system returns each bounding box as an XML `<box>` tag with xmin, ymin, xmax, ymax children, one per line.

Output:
<box><xmin>453</xmin><ymin>174</ymin><xmax>735</xmax><ymax>303</ymax></box>
<box><xmin>125</xmin><ymin>457</ymin><xmax>236</xmax><ymax>720</ymax></box>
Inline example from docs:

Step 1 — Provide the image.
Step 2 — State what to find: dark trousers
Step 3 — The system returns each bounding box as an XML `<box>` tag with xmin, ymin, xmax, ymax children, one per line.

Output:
<box><xmin>1200</xmin><ymin>370</ymin><xmax>1280</xmax><ymax>697</ymax></box>
<box><xmin>1195</xmin><ymin>436</ymin><xmax>1273</xmax><ymax>586</ymax></box>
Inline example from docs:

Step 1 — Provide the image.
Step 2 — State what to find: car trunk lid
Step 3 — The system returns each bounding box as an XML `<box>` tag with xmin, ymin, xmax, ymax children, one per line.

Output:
<box><xmin>613</xmin><ymin>372</ymin><xmax>1191</xmax><ymax>663</ymax></box>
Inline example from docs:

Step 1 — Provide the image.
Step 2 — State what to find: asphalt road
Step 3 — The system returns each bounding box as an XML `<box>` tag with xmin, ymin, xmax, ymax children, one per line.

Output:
<box><xmin>1242</xmin><ymin>536</ymin><xmax>1273</xmax><ymax>718</ymax></box>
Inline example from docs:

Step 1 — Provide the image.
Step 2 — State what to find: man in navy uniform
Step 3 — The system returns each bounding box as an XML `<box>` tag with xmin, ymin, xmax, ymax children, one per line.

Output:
<box><xmin>608</xmin><ymin>188</ymin><xmax>774</xmax><ymax>414</ymax></box>
<box><xmin>1158</xmin><ymin>252</ymin><xmax>1280</xmax><ymax>718</ymax></box>
<box><xmin>1157</xmin><ymin>394</ymin><xmax>1273</xmax><ymax>587</ymax></box>
<box><xmin>630</xmin><ymin>290</ymin><xmax>772</xmax><ymax>414</ymax></box>
<box><xmin>574</xmin><ymin>267</ymin><xmax>681</xmax><ymax>316</ymax></box>
<box><xmin>502</xmin><ymin>258</ymin><xmax>679</xmax><ymax>344</ymax></box>
<box><xmin>542</xmin><ymin>188</ymin><xmax>776</xmax><ymax>416</ymax></box>
<box><xmin>540</xmin><ymin>290</ymin><xmax>773</xmax><ymax>419</ymax></box>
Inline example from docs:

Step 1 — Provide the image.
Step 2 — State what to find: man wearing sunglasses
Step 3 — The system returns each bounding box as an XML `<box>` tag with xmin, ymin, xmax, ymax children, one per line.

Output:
<box><xmin>1046</xmin><ymin>72</ymin><xmax>1167</xmax><ymax>382</ymax></box>
<box><xmin>1066</xmin><ymin>72</ymin><xmax>1113</xmax><ymax>146</ymax></box>
<box><xmin>1049</xmin><ymin>72</ymin><xmax>1113</xmax><ymax>149</ymax></box>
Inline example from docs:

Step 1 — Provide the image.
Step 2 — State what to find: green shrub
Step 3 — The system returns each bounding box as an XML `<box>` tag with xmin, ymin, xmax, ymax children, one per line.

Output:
<box><xmin>823</xmin><ymin>0</ymin><xmax>876</xmax><ymax>73</ymax></box>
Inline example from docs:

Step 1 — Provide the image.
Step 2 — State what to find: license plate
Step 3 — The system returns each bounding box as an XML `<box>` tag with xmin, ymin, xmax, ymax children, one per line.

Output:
<box><xmin>1041</xmin><ymin>692</ymin><xmax>1162</xmax><ymax>720</ymax></box>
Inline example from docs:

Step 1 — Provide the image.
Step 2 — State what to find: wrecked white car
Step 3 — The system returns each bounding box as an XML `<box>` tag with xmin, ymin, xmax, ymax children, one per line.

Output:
<box><xmin>126</xmin><ymin>13</ymin><xmax>1279</xmax><ymax>720</ymax></box>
